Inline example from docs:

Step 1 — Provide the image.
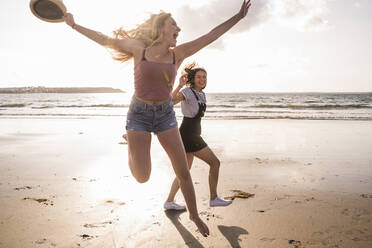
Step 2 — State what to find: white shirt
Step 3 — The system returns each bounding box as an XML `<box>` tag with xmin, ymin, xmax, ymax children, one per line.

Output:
<box><xmin>180</xmin><ymin>87</ymin><xmax>206</xmax><ymax>118</ymax></box>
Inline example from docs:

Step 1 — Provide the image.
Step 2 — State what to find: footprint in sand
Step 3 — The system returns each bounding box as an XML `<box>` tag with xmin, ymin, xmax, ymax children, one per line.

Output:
<box><xmin>23</xmin><ymin>197</ymin><xmax>54</xmax><ymax>206</ymax></box>
<box><xmin>14</xmin><ymin>186</ymin><xmax>32</xmax><ymax>190</ymax></box>
<box><xmin>288</xmin><ymin>239</ymin><xmax>303</xmax><ymax>248</ymax></box>
<box><xmin>83</xmin><ymin>220</ymin><xmax>114</xmax><ymax>228</ymax></box>
<box><xmin>343</xmin><ymin>228</ymin><xmax>372</xmax><ymax>242</ymax></box>
<box><xmin>260</xmin><ymin>237</ymin><xmax>275</xmax><ymax>242</ymax></box>
<box><xmin>310</xmin><ymin>231</ymin><xmax>335</xmax><ymax>246</ymax></box>
<box><xmin>72</xmin><ymin>177</ymin><xmax>98</xmax><ymax>182</ymax></box>
<box><xmin>295</xmin><ymin>197</ymin><xmax>317</xmax><ymax>204</ymax></box>
<box><xmin>256</xmin><ymin>210</ymin><xmax>266</xmax><ymax>213</ymax></box>
<box><xmin>255</xmin><ymin>157</ymin><xmax>269</xmax><ymax>164</ymax></box>
<box><xmin>79</xmin><ymin>234</ymin><xmax>97</xmax><ymax>240</ymax></box>
<box><xmin>200</xmin><ymin>211</ymin><xmax>222</xmax><ymax>220</ymax></box>
<box><xmin>341</xmin><ymin>208</ymin><xmax>370</xmax><ymax>221</ymax></box>
<box><xmin>360</xmin><ymin>194</ymin><xmax>372</xmax><ymax>198</ymax></box>
<box><xmin>105</xmin><ymin>200</ymin><xmax>126</xmax><ymax>206</ymax></box>
<box><xmin>104</xmin><ymin>200</ymin><xmax>126</xmax><ymax>214</ymax></box>
<box><xmin>34</xmin><ymin>238</ymin><xmax>57</xmax><ymax>246</ymax></box>
<box><xmin>273</xmin><ymin>194</ymin><xmax>292</xmax><ymax>201</ymax></box>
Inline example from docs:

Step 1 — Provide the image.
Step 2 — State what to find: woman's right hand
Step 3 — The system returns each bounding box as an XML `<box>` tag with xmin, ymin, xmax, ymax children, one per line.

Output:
<box><xmin>64</xmin><ymin>13</ymin><xmax>75</xmax><ymax>28</ymax></box>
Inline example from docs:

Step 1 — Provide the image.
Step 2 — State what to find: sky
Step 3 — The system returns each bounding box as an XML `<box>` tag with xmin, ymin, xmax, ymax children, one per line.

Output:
<box><xmin>0</xmin><ymin>0</ymin><xmax>371</xmax><ymax>93</ymax></box>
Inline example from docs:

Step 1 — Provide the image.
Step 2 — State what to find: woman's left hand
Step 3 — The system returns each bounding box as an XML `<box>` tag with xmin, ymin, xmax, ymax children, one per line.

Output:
<box><xmin>238</xmin><ymin>0</ymin><xmax>252</xmax><ymax>20</ymax></box>
<box><xmin>178</xmin><ymin>74</ymin><xmax>187</xmax><ymax>88</ymax></box>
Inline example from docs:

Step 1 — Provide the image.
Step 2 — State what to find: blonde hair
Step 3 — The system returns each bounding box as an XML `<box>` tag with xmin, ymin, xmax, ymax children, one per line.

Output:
<box><xmin>111</xmin><ymin>11</ymin><xmax>172</xmax><ymax>62</ymax></box>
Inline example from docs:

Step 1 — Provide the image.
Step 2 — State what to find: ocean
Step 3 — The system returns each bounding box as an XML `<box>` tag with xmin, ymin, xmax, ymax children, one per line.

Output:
<box><xmin>1</xmin><ymin>92</ymin><xmax>372</xmax><ymax>120</ymax></box>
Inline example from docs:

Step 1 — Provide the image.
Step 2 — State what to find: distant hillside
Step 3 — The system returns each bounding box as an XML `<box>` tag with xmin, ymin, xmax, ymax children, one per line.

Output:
<box><xmin>0</xmin><ymin>87</ymin><xmax>125</xmax><ymax>94</ymax></box>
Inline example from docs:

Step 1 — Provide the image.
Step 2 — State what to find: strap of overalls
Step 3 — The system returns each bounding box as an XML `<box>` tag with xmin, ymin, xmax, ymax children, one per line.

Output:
<box><xmin>190</xmin><ymin>88</ymin><xmax>200</xmax><ymax>102</ymax></box>
<box><xmin>190</xmin><ymin>88</ymin><xmax>206</xmax><ymax>119</ymax></box>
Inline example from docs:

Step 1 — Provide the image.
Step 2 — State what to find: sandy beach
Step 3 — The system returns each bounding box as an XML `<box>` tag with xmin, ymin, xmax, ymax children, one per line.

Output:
<box><xmin>0</xmin><ymin>117</ymin><xmax>371</xmax><ymax>248</ymax></box>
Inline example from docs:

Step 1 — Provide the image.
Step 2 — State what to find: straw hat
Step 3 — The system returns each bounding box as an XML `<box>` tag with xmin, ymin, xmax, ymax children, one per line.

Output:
<box><xmin>30</xmin><ymin>0</ymin><xmax>67</xmax><ymax>23</ymax></box>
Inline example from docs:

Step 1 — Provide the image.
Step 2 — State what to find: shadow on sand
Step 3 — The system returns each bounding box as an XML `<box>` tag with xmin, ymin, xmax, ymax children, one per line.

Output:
<box><xmin>218</xmin><ymin>225</ymin><xmax>249</xmax><ymax>248</ymax></box>
<box><xmin>165</xmin><ymin>210</ymin><xmax>249</xmax><ymax>248</ymax></box>
<box><xmin>165</xmin><ymin>210</ymin><xmax>204</xmax><ymax>248</ymax></box>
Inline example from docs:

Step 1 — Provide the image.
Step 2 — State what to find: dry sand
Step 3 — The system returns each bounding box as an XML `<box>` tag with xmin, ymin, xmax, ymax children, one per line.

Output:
<box><xmin>0</xmin><ymin>117</ymin><xmax>371</xmax><ymax>248</ymax></box>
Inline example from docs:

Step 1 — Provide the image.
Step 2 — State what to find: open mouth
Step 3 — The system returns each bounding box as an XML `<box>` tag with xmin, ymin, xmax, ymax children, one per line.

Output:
<box><xmin>173</xmin><ymin>33</ymin><xmax>178</xmax><ymax>40</ymax></box>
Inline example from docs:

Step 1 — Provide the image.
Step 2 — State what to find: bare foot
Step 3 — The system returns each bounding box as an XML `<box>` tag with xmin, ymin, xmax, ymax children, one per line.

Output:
<box><xmin>190</xmin><ymin>216</ymin><xmax>209</xmax><ymax>237</ymax></box>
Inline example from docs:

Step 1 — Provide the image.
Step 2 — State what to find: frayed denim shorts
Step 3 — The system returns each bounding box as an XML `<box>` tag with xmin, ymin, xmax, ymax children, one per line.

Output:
<box><xmin>126</xmin><ymin>96</ymin><xmax>178</xmax><ymax>133</ymax></box>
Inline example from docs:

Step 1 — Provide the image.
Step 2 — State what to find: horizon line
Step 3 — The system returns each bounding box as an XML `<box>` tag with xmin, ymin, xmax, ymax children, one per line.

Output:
<box><xmin>0</xmin><ymin>86</ymin><xmax>371</xmax><ymax>94</ymax></box>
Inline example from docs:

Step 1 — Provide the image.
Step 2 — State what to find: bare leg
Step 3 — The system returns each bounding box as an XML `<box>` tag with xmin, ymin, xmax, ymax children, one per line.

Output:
<box><xmin>193</xmin><ymin>146</ymin><xmax>220</xmax><ymax>200</ymax></box>
<box><xmin>157</xmin><ymin>127</ymin><xmax>209</xmax><ymax>237</ymax></box>
<box><xmin>166</xmin><ymin>153</ymin><xmax>194</xmax><ymax>202</ymax></box>
<box><xmin>126</xmin><ymin>130</ymin><xmax>152</xmax><ymax>183</ymax></box>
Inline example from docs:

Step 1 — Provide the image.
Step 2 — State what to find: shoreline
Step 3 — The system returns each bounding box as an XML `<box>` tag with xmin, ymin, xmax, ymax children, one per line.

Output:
<box><xmin>1</xmin><ymin>114</ymin><xmax>372</xmax><ymax>121</ymax></box>
<box><xmin>0</xmin><ymin>87</ymin><xmax>125</xmax><ymax>94</ymax></box>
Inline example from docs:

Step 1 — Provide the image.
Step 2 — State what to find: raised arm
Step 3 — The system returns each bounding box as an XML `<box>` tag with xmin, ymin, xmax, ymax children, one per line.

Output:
<box><xmin>175</xmin><ymin>0</ymin><xmax>251</xmax><ymax>61</ymax></box>
<box><xmin>64</xmin><ymin>13</ymin><xmax>143</xmax><ymax>59</ymax></box>
<box><xmin>172</xmin><ymin>74</ymin><xmax>187</xmax><ymax>105</ymax></box>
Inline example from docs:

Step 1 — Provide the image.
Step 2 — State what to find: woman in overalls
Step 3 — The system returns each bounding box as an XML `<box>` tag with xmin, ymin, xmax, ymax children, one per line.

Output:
<box><xmin>164</xmin><ymin>63</ymin><xmax>232</xmax><ymax>210</ymax></box>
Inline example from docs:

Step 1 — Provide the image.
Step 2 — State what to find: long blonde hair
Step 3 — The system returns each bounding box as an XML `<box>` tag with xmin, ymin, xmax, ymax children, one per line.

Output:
<box><xmin>111</xmin><ymin>11</ymin><xmax>172</xmax><ymax>62</ymax></box>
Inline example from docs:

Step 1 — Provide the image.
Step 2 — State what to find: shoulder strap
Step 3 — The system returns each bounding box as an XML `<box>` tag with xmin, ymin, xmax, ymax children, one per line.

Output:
<box><xmin>142</xmin><ymin>48</ymin><xmax>147</xmax><ymax>61</ymax></box>
<box><xmin>190</xmin><ymin>87</ymin><xmax>200</xmax><ymax>101</ymax></box>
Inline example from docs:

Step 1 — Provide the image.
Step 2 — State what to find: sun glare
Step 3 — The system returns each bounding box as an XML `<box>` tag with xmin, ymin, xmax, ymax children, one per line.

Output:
<box><xmin>83</xmin><ymin>143</ymin><xmax>174</xmax><ymax>213</ymax></box>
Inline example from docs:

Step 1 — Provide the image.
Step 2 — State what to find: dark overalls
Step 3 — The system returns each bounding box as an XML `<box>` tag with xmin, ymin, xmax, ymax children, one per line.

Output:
<box><xmin>179</xmin><ymin>88</ymin><xmax>207</xmax><ymax>153</ymax></box>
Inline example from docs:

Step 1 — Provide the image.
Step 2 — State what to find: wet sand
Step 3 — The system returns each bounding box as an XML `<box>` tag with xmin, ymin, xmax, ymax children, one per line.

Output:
<box><xmin>0</xmin><ymin>117</ymin><xmax>372</xmax><ymax>247</ymax></box>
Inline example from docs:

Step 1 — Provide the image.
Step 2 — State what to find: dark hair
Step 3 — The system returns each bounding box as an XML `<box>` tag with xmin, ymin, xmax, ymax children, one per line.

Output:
<box><xmin>183</xmin><ymin>62</ymin><xmax>207</xmax><ymax>89</ymax></box>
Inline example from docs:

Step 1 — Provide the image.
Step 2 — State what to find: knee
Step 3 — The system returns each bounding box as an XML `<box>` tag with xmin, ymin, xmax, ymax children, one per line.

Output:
<box><xmin>176</xmin><ymin>170</ymin><xmax>191</xmax><ymax>184</ymax></box>
<box><xmin>210</xmin><ymin>159</ymin><xmax>220</xmax><ymax>170</ymax></box>
<box><xmin>134</xmin><ymin>173</ymin><xmax>150</xmax><ymax>184</ymax></box>
<box><xmin>129</xmin><ymin>161</ymin><xmax>151</xmax><ymax>184</ymax></box>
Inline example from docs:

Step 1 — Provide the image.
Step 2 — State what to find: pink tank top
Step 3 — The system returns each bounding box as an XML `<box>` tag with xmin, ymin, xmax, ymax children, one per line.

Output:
<box><xmin>134</xmin><ymin>49</ymin><xmax>177</xmax><ymax>102</ymax></box>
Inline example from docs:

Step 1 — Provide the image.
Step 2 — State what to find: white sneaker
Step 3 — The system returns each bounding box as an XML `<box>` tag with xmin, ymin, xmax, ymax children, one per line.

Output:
<box><xmin>210</xmin><ymin>197</ymin><xmax>232</xmax><ymax>207</ymax></box>
<box><xmin>164</xmin><ymin>201</ymin><xmax>186</xmax><ymax>211</ymax></box>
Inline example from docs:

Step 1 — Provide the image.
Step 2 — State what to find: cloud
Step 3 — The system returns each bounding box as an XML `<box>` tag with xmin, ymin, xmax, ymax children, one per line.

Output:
<box><xmin>175</xmin><ymin>0</ymin><xmax>271</xmax><ymax>49</ymax></box>
<box><xmin>270</xmin><ymin>0</ymin><xmax>330</xmax><ymax>31</ymax></box>
<box><xmin>246</xmin><ymin>63</ymin><xmax>270</xmax><ymax>69</ymax></box>
<box><xmin>174</xmin><ymin>0</ymin><xmax>330</xmax><ymax>50</ymax></box>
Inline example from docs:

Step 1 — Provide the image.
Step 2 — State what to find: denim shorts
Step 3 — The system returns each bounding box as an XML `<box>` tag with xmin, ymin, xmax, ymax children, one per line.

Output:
<box><xmin>126</xmin><ymin>97</ymin><xmax>178</xmax><ymax>133</ymax></box>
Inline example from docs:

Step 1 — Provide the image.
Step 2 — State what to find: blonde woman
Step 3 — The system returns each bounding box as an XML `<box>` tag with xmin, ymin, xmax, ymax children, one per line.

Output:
<box><xmin>64</xmin><ymin>0</ymin><xmax>251</xmax><ymax>237</ymax></box>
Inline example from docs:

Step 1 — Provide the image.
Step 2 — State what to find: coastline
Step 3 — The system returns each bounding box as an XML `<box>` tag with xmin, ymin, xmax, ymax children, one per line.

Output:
<box><xmin>0</xmin><ymin>117</ymin><xmax>371</xmax><ymax>247</ymax></box>
<box><xmin>0</xmin><ymin>87</ymin><xmax>125</xmax><ymax>94</ymax></box>
<box><xmin>1</xmin><ymin>115</ymin><xmax>372</xmax><ymax>121</ymax></box>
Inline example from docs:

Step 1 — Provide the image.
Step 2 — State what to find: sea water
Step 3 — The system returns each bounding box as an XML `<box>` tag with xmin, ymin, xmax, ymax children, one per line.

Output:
<box><xmin>1</xmin><ymin>92</ymin><xmax>371</xmax><ymax>120</ymax></box>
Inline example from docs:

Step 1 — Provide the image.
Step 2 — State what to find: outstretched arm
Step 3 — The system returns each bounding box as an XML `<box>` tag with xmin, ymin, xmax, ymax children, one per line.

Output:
<box><xmin>175</xmin><ymin>0</ymin><xmax>251</xmax><ymax>61</ymax></box>
<box><xmin>64</xmin><ymin>13</ymin><xmax>143</xmax><ymax>58</ymax></box>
